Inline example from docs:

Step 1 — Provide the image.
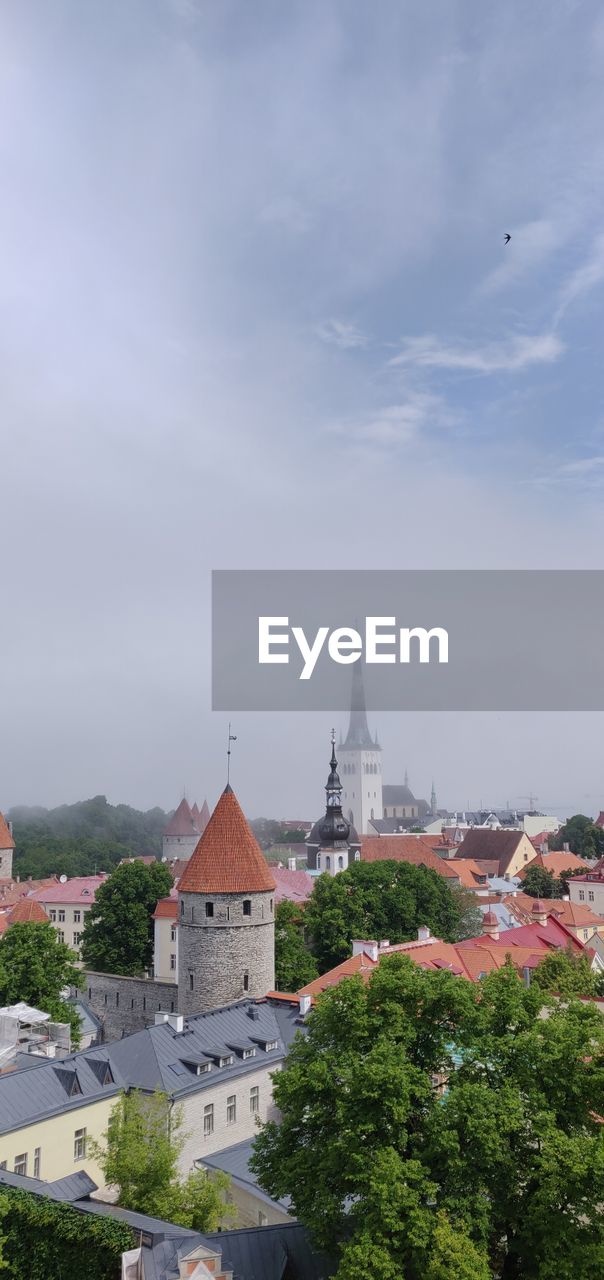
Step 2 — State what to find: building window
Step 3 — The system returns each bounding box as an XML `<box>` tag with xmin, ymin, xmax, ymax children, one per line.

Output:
<box><xmin>171</xmin><ymin>926</ymin><xmax>177</xmax><ymax>942</ymax></box>
<box><xmin>104</xmin><ymin>993</ymin><xmax>108</xmax><ymax>1006</ymax></box>
<box><xmin>258</xmin><ymin>1211</ymin><xmax>268</xmax><ymax>1226</ymax></box>
<box><xmin>243</xmin><ymin>900</ymin><xmax>251</xmax><ymax>916</ymax></box>
<box><xmin>14</xmin><ymin>1154</ymin><xmax>27</xmax><ymax>1176</ymax></box>
<box><xmin>58</xmin><ymin>910</ymin><xmax>66</xmax><ymax>923</ymax></box>
<box><xmin>326</xmin><ymin>856</ymin><xmax>331</xmax><ymax>871</ymax></box>
<box><xmin>205</xmin><ymin>901</ymin><xmax>214</xmax><ymax>918</ymax></box>
<box><xmin>58</xmin><ymin>930</ymin><xmax>65</xmax><ymax>944</ymax></box>
<box><xmin>354</xmin><ymin>851</ymin><xmax>360</xmax><ymax>862</ymax></box>
<box><xmin>180</xmin><ymin>900</ymin><xmax>184</xmax><ymax>918</ymax></box>
<box><xmin>583</xmin><ymin>930</ymin><xmax>589</xmax><ymax>940</ymax></box>
<box><xmin>170</xmin><ymin>954</ymin><xmax>176</xmax><ymax>971</ymax></box>
<box><xmin>337</xmin><ymin>856</ymin><xmax>344</xmax><ymax>870</ymax></box>
<box><xmin>243</xmin><ymin>971</ymin><xmax>249</xmax><ymax>991</ymax></box>
<box><xmin>250</xmin><ymin>1086</ymin><xmax>259</xmax><ymax>1114</ymax></box>
<box><xmin>226</xmin><ymin>1094</ymin><xmax>236</xmax><ymax>1124</ymax></box>
<box><xmin>73</xmin><ymin>910</ymin><xmax>81</xmax><ymax>924</ymax></box>
<box><xmin>0</xmin><ymin>1162</ymin><xmax>6</xmax><ymax>1171</ymax></box>
<box><xmin>189</xmin><ymin>974</ymin><xmax>194</xmax><ymax>990</ymax></box>
<box><xmin>579</xmin><ymin>890</ymin><xmax>585</xmax><ymax>901</ymax></box>
<box><xmin>49</xmin><ymin>910</ymin><xmax>56</xmax><ymax>922</ymax></box>
<box><xmin>33</xmin><ymin>1147</ymin><xmax>41</xmax><ymax>1178</ymax></box>
<box><xmin>589</xmin><ymin>891</ymin><xmax>595</xmax><ymax>902</ymax></box>
<box><xmin>242</xmin><ymin>1047</ymin><xmax>256</xmax><ymax>1059</ymax></box>
<box><xmin>74</xmin><ymin>1129</ymin><xmax>87</xmax><ymax>1161</ymax></box>
<box><xmin>203</xmin><ymin>1104</ymin><xmax>214</xmax><ymax>1137</ymax></box>
<box><xmin>115</xmin><ymin>993</ymin><xmax>120</xmax><ymax>1007</ymax></box>
<box><xmin>270</xmin><ymin>899</ymin><xmax>273</xmax><ymax>912</ymax></box>
<box><xmin>264</xmin><ymin>1039</ymin><xmax>278</xmax><ymax>1052</ymax></box>
<box><xmin>142</xmin><ymin>998</ymin><xmax>146</xmax><ymax>1011</ymax></box>
<box><xmin>73</xmin><ymin>932</ymin><xmax>81</xmax><ymax>945</ymax></box>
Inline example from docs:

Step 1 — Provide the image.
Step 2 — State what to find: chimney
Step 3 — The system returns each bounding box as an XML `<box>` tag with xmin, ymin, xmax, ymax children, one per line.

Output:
<box><xmin>417</xmin><ymin>926</ymin><xmax>431</xmax><ymax>942</ymax></box>
<box><xmin>167</xmin><ymin>1013</ymin><xmax>184</xmax><ymax>1033</ymax></box>
<box><xmin>482</xmin><ymin>910</ymin><xmax>499</xmax><ymax>940</ymax></box>
<box><xmin>352</xmin><ymin>939</ymin><xmax>379</xmax><ymax>962</ymax></box>
<box><xmin>531</xmin><ymin>899</ymin><xmax>548</xmax><ymax>927</ymax></box>
<box><xmin>378</xmin><ymin>940</ymin><xmax>390</xmax><ymax>950</ymax></box>
<box><xmin>563</xmin><ymin>842</ymin><xmax>570</xmax><ymax>853</ymax></box>
<box><xmin>288</xmin><ymin>857</ymin><xmax>296</xmax><ymax>872</ymax></box>
<box><xmin>299</xmin><ymin>994</ymin><xmax>312</xmax><ymax>1017</ymax></box>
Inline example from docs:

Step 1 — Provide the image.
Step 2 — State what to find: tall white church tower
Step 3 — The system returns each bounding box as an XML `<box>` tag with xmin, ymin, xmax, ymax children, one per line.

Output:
<box><xmin>338</xmin><ymin>664</ymin><xmax>382</xmax><ymax>835</ymax></box>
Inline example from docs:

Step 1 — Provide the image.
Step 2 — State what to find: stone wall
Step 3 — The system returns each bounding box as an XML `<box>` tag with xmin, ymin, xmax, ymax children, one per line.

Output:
<box><xmin>178</xmin><ymin>889</ymin><xmax>275</xmax><ymax>1016</ymax></box>
<box><xmin>84</xmin><ymin>971</ymin><xmax>178</xmax><ymax>1041</ymax></box>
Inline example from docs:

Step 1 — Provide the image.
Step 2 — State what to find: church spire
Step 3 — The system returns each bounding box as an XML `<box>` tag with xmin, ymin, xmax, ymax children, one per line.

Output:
<box><xmin>431</xmin><ymin>780</ymin><xmax>437</xmax><ymax>817</ymax></box>
<box><xmin>317</xmin><ymin>731</ymin><xmax>351</xmax><ymax>848</ymax></box>
<box><xmin>342</xmin><ymin>662</ymin><xmax>379</xmax><ymax>750</ymax></box>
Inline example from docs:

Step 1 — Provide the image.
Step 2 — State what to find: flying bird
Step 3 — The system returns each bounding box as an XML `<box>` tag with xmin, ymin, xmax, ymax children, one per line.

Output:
<box><xmin>504</xmin><ymin>233</ymin><xmax>511</xmax><ymax>244</ymax></box>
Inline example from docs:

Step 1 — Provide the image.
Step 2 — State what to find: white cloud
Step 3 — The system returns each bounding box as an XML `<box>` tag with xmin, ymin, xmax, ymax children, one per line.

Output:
<box><xmin>555</xmin><ymin>230</ymin><xmax>604</xmax><ymax>323</ymax></box>
<box><xmin>389</xmin><ymin>331</ymin><xmax>564</xmax><ymax>374</ymax></box>
<box><xmin>329</xmin><ymin>393</ymin><xmax>457</xmax><ymax>447</ymax></box>
<box><xmin>315</xmin><ymin>318</ymin><xmax>368</xmax><ymax>350</ymax></box>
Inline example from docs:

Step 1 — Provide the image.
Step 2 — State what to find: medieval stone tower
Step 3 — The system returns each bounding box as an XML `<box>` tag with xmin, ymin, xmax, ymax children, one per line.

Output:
<box><xmin>177</xmin><ymin>785</ymin><xmax>276</xmax><ymax>1017</ymax></box>
<box><xmin>0</xmin><ymin>813</ymin><xmax>14</xmax><ymax>880</ymax></box>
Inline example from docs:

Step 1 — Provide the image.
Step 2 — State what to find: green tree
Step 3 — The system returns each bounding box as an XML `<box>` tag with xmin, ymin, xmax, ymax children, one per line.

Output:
<box><xmin>531</xmin><ymin>946</ymin><xmax>603</xmax><ymax>997</ymax></box>
<box><xmin>549</xmin><ymin>816</ymin><xmax>604</xmax><ymax>861</ymax></box>
<box><xmin>251</xmin><ymin>954</ymin><xmax>604</xmax><ymax>1279</ymax></box>
<box><xmin>10</xmin><ymin>796</ymin><xmax>169</xmax><ymax>877</ymax></box>
<box><xmin>304</xmin><ymin>861</ymin><xmax>475</xmax><ymax>973</ymax></box>
<box><xmin>91</xmin><ymin>1090</ymin><xmax>231</xmax><ymax>1230</ymax></box>
<box><xmin>81</xmin><ymin>860</ymin><xmax>173</xmax><ymax>975</ymax></box>
<box><xmin>0</xmin><ymin>921</ymin><xmax>83</xmax><ymax>1042</ymax></box>
<box><xmin>521</xmin><ymin>865</ymin><xmax>557</xmax><ymax>898</ymax></box>
<box><xmin>274</xmin><ymin>900</ymin><xmax>319</xmax><ymax>991</ymax></box>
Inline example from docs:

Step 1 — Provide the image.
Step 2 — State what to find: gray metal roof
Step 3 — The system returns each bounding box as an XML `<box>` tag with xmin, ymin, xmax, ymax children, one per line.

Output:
<box><xmin>201</xmin><ymin>1138</ymin><xmax>291</xmax><ymax>1211</ymax></box>
<box><xmin>202</xmin><ymin>1223</ymin><xmax>335</xmax><ymax>1280</ymax></box>
<box><xmin>0</xmin><ymin>1000</ymin><xmax>286</xmax><ymax>1134</ymax></box>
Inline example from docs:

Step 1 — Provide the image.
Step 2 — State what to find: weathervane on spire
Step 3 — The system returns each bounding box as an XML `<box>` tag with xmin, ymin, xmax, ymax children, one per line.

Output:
<box><xmin>227</xmin><ymin>723</ymin><xmax>237</xmax><ymax>784</ymax></box>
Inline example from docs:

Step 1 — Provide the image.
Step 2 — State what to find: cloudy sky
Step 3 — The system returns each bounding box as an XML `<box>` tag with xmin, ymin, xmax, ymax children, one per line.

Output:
<box><xmin>2</xmin><ymin>0</ymin><xmax>604</xmax><ymax>822</ymax></box>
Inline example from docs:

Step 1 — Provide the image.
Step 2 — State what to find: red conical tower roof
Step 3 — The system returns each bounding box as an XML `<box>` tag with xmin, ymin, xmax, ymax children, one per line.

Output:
<box><xmin>178</xmin><ymin>786</ymin><xmax>276</xmax><ymax>895</ymax></box>
<box><xmin>163</xmin><ymin>798</ymin><xmax>197</xmax><ymax>838</ymax></box>
<box><xmin>0</xmin><ymin>813</ymin><xmax>15</xmax><ymax>850</ymax></box>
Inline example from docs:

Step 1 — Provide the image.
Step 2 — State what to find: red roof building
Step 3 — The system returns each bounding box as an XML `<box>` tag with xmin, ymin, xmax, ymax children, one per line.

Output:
<box><xmin>0</xmin><ymin>897</ymin><xmax>49</xmax><ymax>935</ymax></box>
<box><xmin>517</xmin><ymin>850</ymin><xmax>591</xmax><ymax>881</ymax></box>
<box><xmin>178</xmin><ymin>786</ymin><xmax>276</xmax><ymax>895</ymax></box>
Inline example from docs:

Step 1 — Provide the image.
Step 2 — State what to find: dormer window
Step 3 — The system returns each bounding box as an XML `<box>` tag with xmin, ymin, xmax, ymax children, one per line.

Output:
<box><xmin>242</xmin><ymin>1047</ymin><xmax>256</xmax><ymax>1060</ymax></box>
<box><xmin>219</xmin><ymin>1054</ymin><xmax>234</xmax><ymax>1068</ymax></box>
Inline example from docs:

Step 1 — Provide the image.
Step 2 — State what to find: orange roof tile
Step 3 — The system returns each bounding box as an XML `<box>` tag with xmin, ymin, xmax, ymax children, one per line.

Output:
<box><xmin>504</xmin><ymin>892</ymin><xmax>604</xmax><ymax>930</ymax></box>
<box><xmin>7</xmin><ymin>898</ymin><xmax>48</xmax><ymax>925</ymax></box>
<box><xmin>0</xmin><ymin>814</ymin><xmax>15</xmax><ymax>850</ymax></box>
<box><xmin>517</xmin><ymin>850</ymin><xmax>591</xmax><ymax>880</ymax></box>
<box><xmin>177</xmin><ymin>786</ymin><xmax>276</xmax><ymax>895</ymax></box>
<box><xmin>153</xmin><ymin>895</ymin><xmax>178</xmax><ymax>921</ymax></box>
<box><xmin>298</xmin><ymin>951</ymin><xmax>378</xmax><ymax>997</ymax></box>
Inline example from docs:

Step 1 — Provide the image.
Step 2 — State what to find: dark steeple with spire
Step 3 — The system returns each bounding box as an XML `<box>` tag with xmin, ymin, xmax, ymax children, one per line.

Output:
<box><xmin>316</xmin><ymin>731</ymin><xmax>351</xmax><ymax>848</ymax></box>
<box><xmin>341</xmin><ymin>662</ymin><xmax>379</xmax><ymax>750</ymax></box>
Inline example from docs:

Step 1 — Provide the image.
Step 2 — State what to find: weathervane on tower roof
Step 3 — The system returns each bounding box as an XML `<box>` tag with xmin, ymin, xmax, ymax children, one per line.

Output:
<box><xmin>227</xmin><ymin>722</ymin><xmax>237</xmax><ymax>786</ymax></box>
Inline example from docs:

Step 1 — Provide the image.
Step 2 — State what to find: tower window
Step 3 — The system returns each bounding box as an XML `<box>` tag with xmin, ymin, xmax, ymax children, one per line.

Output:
<box><xmin>270</xmin><ymin>898</ymin><xmax>273</xmax><ymax>912</ymax></box>
<box><xmin>243</xmin><ymin>899</ymin><xmax>251</xmax><ymax>916</ymax></box>
<box><xmin>326</xmin><ymin>856</ymin><xmax>331</xmax><ymax>871</ymax></box>
<box><xmin>180</xmin><ymin>900</ymin><xmax>184</xmax><ymax>918</ymax></box>
<box><xmin>337</xmin><ymin>855</ymin><xmax>344</xmax><ymax>870</ymax></box>
<box><xmin>205</xmin><ymin>902</ymin><xmax>214</xmax><ymax>918</ymax></box>
<box><xmin>189</xmin><ymin>973</ymin><xmax>194</xmax><ymax>990</ymax></box>
<box><xmin>243</xmin><ymin>971</ymin><xmax>249</xmax><ymax>991</ymax></box>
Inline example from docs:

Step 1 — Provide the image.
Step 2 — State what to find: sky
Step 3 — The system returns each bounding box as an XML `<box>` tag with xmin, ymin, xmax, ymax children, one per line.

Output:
<box><xmin>2</xmin><ymin>0</ymin><xmax>604</xmax><ymax>822</ymax></box>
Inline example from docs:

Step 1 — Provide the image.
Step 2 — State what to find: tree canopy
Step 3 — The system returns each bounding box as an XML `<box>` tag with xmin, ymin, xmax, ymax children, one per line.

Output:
<box><xmin>532</xmin><ymin>945</ymin><xmax>604</xmax><ymax>998</ymax></box>
<box><xmin>91</xmin><ymin>1089</ymin><xmax>231</xmax><ymax>1231</ymax></box>
<box><xmin>10</xmin><ymin>795</ymin><xmax>169</xmax><ymax>878</ymax></box>
<box><xmin>274</xmin><ymin>900</ymin><xmax>319</xmax><ymax>992</ymax></box>
<box><xmin>521</xmin><ymin>865</ymin><xmax>558</xmax><ymax>898</ymax></box>
<box><xmin>81</xmin><ymin>860</ymin><xmax>173</xmax><ymax>976</ymax></box>
<box><xmin>251</xmin><ymin>954</ymin><xmax>604</xmax><ymax>1279</ymax></box>
<box><xmin>0</xmin><ymin>920</ymin><xmax>83</xmax><ymax>1041</ymax></box>
<box><xmin>304</xmin><ymin>861</ymin><xmax>483</xmax><ymax>973</ymax></box>
<box><xmin>549</xmin><ymin>815</ymin><xmax>604</xmax><ymax>861</ymax></box>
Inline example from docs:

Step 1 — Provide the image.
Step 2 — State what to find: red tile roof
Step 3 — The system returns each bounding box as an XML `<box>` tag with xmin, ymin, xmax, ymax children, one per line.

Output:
<box><xmin>0</xmin><ymin>877</ymin><xmax>58</xmax><ymax>907</ymax></box>
<box><xmin>293</xmin><ymin>915</ymin><xmax>587</xmax><ymax>999</ymax></box>
<box><xmin>504</xmin><ymin>893</ymin><xmax>604</xmax><ymax>931</ymax></box>
<box><xmin>455</xmin><ymin>828</ymin><xmax>527</xmax><ymax>875</ymax></box>
<box><xmin>0</xmin><ymin>814</ymin><xmax>15</xmax><ymax>850</ymax></box>
<box><xmin>272</xmin><ymin>867</ymin><xmax>314</xmax><ymax>904</ymax></box>
<box><xmin>163</xmin><ymin>798</ymin><xmax>198</xmax><ymax>838</ymax></box>
<box><xmin>360</xmin><ymin>837</ymin><xmax>485</xmax><ymax>888</ymax></box>
<box><xmin>33</xmin><ymin>875</ymin><xmax>106</xmax><ymax>904</ymax></box>
<box><xmin>8</xmin><ymin>898</ymin><xmax>48</xmax><ymax>925</ymax></box>
<box><xmin>177</xmin><ymin>786</ymin><xmax>276</xmax><ymax>895</ymax></box>
<box><xmin>153</xmin><ymin>894</ymin><xmax>178</xmax><ymax>921</ymax></box>
<box><xmin>517</xmin><ymin>850</ymin><xmax>591</xmax><ymax>880</ymax></box>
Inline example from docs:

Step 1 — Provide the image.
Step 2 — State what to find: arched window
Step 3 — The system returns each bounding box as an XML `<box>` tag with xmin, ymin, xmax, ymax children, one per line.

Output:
<box><xmin>337</xmin><ymin>855</ymin><xmax>344</xmax><ymax>870</ymax></box>
<box><xmin>326</xmin><ymin>855</ymin><xmax>331</xmax><ymax>871</ymax></box>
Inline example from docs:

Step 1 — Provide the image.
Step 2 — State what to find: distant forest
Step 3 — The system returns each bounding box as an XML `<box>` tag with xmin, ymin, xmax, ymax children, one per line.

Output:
<box><xmin>8</xmin><ymin>796</ymin><xmax>170</xmax><ymax>879</ymax></box>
